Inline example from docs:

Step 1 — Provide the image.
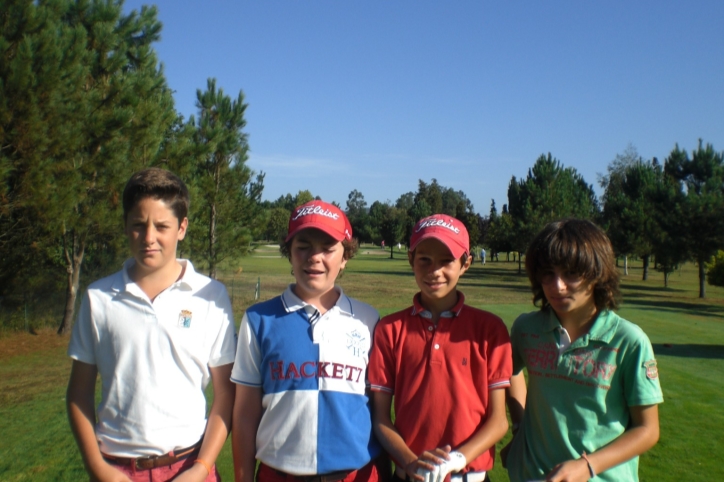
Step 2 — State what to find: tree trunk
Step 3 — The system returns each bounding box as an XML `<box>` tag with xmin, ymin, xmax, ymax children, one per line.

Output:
<box><xmin>624</xmin><ymin>256</ymin><xmax>629</xmax><ymax>275</ymax></box>
<box><xmin>518</xmin><ymin>251</ymin><xmax>523</xmax><ymax>274</ymax></box>
<box><xmin>57</xmin><ymin>231</ymin><xmax>86</xmax><ymax>335</ymax></box>
<box><xmin>698</xmin><ymin>257</ymin><xmax>706</xmax><ymax>299</ymax></box>
<box><xmin>642</xmin><ymin>255</ymin><xmax>649</xmax><ymax>281</ymax></box>
<box><xmin>209</xmin><ymin>201</ymin><xmax>217</xmax><ymax>279</ymax></box>
<box><xmin>208</xmin><ymin>162</ymin><xmax>222</xmax><ymax>279</ymax></box>
<box><xmin>664</xmin><ymin>271</ymin><xmax>669</xmax><ymax>288</ymax></box>
<box><xmin>389</xmin><ymin>245</ymin><xmax>393</xmax><ymax>259</ymax></box>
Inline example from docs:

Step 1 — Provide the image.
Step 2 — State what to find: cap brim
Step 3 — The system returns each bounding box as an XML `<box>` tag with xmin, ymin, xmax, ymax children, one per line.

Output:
<box><xmin>285</xmin><ymin>224</ymin><xmax>346</xmax><ymax>243</ymax></box>
<box><xmin>409</xmin><ymin>233</ymin><xmax>467</xmax><ymax>259</ymax></box>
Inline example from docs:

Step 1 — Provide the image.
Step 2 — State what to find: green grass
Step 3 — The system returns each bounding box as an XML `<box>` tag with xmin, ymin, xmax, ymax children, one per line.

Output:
<box><xmin>1</xmin><ymin>246</ymin><xmax>722</xmax><ymax>481</ymax></box>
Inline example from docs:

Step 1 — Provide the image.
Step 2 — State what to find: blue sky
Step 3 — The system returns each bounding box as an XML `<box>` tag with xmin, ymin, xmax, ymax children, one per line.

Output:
<box><xmin>122</xmin><ymin>0</ymin><xmax>724</xmax><ymax>215</ymax></box>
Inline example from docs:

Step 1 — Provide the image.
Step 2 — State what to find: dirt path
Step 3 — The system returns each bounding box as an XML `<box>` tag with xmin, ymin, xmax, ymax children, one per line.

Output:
<box><xmin>0</xmin><ymin>327</ymin><xmax>69</xmax><ymax>361</ymax></box>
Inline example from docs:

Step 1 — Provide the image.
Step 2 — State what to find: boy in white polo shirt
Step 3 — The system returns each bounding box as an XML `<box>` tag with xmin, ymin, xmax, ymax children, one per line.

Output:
<box><xmin>66</xmin><ymin>168</ymin><xmax>236</xmax><ymax>481</ymax></box>
<box><xmin>369</xmin><ymin>214</ymin><xmax>512</xmax><ymax>482</ymax></box>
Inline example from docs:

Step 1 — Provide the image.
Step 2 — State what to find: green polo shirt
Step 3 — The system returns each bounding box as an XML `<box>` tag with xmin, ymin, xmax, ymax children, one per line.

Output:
<box><xmin>506</xmin><ymin>309</ymin><xmax>663</xmax><ymax>482</ymax></box>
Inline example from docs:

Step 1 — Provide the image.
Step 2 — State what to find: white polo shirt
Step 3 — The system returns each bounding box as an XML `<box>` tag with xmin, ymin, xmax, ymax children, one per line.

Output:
<box><xmin>68</xmin><ymin>259</ymin><xmax>236</xmax><ymax>457</ymax></box>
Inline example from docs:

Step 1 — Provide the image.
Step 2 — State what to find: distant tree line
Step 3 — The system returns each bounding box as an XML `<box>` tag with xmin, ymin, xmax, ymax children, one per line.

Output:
<box><xmin>2</xmin><ymin>1</ymin><xmax>724</xmax><ymax>335</ymax></box>
<box><xmin>259</xmin><ymin>139</ymin><xmax>724</xmax><ymax>300</ymax></box>
<box><xmin>483</xmin><ymin>144</ymin><xmax>724</xmax><ymax>299</ymax></box>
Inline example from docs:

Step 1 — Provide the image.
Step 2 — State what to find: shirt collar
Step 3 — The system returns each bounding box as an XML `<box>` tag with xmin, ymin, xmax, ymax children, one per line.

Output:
<box><xmin>115</xmin><ymin>258</ymin><xmax>198</xmax><ymax>296</ymax></box>
<box><xmin>587</xmin><ymin>309</ymin><xmax>619</xmax><ymax>343</ymax></box>
<box><xmin>411</xmin><ymin>291</ymin><xmax>466</xmax><ymax>318</ymax></box>
<box><xmin>541</xmin><ymin>307</ymin><xmax>619</xmax><ymax>345</ymax></box>
<box><xmin>280</xmin><ymin>284</ymin><xmax>354</xmax><ymax>317</ymax></box>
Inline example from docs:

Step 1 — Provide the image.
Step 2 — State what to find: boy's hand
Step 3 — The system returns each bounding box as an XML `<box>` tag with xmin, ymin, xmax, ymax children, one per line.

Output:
<box><xmin>544</xmin><ymin>458</ymin><xmax>591</xmax><ymax>482</ymax></box>
<box><xmin>89</xmin><ymin>461</ymin><xmax>132</xmax><ymax>482</ymax></box>
<box><xmin>416</xmin><ymin>451</ymin><xmax>466</xmax><ymax>482</ymax></box>
<box><xmin>173</xmin><ymin>461</ymin><xmax>210</xmax><ymax>482</ymax></box>
<box><xmin>437</xmin><ymin>451</ymin><xmax>466</xmax><ymax>474</ymax></box>
<box><xmin>405</xmin><ymin>445</ymin><xmax>452</xmax><ymax>481</ymax></box>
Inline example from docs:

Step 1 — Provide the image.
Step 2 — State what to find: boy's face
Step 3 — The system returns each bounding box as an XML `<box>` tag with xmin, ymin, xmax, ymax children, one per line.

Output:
<box><xmin>409</xmin><ymin>238</ymin><xmax>470</xmax><ymax>307</ymax></box>
<box><xmin>540</xmin><ymin>266</ymin><xmax>596</xmax><ymax>320</ymax></box>
<box><xmin>290</xmin><ymin>228</ymin><xmax>347</xmax><ymax>302</ymax></box>
<box><xmin>125</xmin><ymin>197</ymin><xmax>188</xmax><ymax>276</ymax></box>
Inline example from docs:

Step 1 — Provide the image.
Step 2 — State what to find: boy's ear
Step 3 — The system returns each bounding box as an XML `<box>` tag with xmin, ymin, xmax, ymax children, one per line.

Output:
<box><xmin>460</xmin><ymin>253</ymin><xmax>472</xmax><ymax>272</ymax></box>
<box><xmin>178</xmin><ymin>217</ymin><xmax>189</xmax><ymax>240</ymax></box>
<box><xmin>407</xmin><ymin>250</ymin><xmax>414</xmax><ymax>266</ymax></box>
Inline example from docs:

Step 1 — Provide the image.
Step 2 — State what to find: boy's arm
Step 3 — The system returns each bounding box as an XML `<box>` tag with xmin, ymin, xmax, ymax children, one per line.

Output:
<box><xmin>372</xmin><ymin>391</ymin><xmax>446</xmax><ymax>481</ymax></box>
<box><xmin>546</xmin><ymin>404</ymin><xmax>660</xmax><ymax>482</ymax></box>
<box><xmin>175</xmin><ymin>363</ymin><xmax>235</xmax><ymax>482</ymax></box>
<box><xmin>232</xmin><ymin>384</ymin><xmax>263</xmax><ymax>482</ymax></box>
<box><xmin>506</xmin><ymin>372</ymin><xmax>527</xmax><ymax>428</ymax></box>
<box><xmin>453</xmin><ymin>387</ymin><xmax>509</xmax><ymax>465</ymax></box>
<box><xmin>67</xmin><ymin>360</ymin><xmax>131</xmax><ymax>482</ymax></box>
<box><xmin>500</xmin><ymin>371</ymin><xmax>526</xmax><ymax>467</ymax></box>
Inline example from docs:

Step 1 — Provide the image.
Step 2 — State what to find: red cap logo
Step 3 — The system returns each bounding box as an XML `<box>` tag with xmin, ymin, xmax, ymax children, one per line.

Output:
<box><xmin>410</xmin><ymin>214</ymin><xmax>469</xmax><ymax>258</ymax></box>
<box><xmin>286</xmin><ymin>201</ymin><xmax>352</xmax><ymax>242</ymax></box>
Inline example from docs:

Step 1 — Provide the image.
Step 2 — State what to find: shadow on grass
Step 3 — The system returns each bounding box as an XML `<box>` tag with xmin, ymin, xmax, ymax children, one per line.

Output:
<box><xmin>355</xmin><ymin>270</ymin><xmax>415</xmax><ymax>278</ymax></box>
<box><xmin>653</xmin><ymin>343</ymin><xmax>724</xmax><ymax>359</ymax></box>
<box><xmin>620</xmin><ymin>283</ymin><xmax>686</xmax><ymax>293</ymax></box>
<box><xmin>458</xmin><ymin>279</ymin><xmax>532</xmax><ymax>293</ymax></box>
<box><xmin>466</xmin><ymin>267</ymin><xmax>527</xmax><ymax>278</ymax></box>
<box><xmin>622</xmin><ymin>291</ymin><xmax>690</xmax><ymax>300</ymax></box>
<box><xmin>622</xmin><ymin>297</ymin><xmax>724</xmax><ymax>317</ymax></box>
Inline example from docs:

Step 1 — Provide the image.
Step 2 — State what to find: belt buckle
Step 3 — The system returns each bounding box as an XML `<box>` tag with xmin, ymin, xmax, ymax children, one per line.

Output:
<box><xmin>134</xmin><ymin>454</ymin><xmax>161</xmax><ymax>470</ymax></box>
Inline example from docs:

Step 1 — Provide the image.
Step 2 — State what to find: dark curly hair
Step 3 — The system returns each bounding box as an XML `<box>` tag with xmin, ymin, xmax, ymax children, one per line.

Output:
<box><xmin>525</xmin><ymin>219</ymin><xmax>621</xmax><ymax>311</ymax></box>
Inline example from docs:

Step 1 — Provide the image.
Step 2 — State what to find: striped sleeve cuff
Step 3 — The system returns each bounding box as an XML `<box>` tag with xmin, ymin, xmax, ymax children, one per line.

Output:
<box><xmin>369</xmin><ymin>384</ymin><xmax>394</xmax><ymax>393</ymax></box>
<box><xmin>230</xmin><ymin>377</ymin><xmax>262</xmax><ymax>387</ymax></box>
<box><xmin>488</xmin><ymin>379</ymin><xmax>511</xmax><ymax>390</ymax></box>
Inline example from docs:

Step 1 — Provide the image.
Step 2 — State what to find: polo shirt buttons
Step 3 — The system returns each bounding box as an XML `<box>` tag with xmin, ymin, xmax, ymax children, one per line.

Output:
<box><xmin>434</xmin><ymin>344</ymin><xmax>440</xmax><ymax>349</ymax></box>
<box><xmin>427</xmin><ymin>326</ymin><xmax>434</xmax><ymax>332</ymax></box>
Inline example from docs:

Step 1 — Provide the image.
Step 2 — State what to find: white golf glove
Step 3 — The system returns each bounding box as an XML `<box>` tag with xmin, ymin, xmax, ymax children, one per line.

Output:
<box><xmin>416</xmin><ymin>452</ymin><xmax>467</xmax><ymax>482</ymax></box>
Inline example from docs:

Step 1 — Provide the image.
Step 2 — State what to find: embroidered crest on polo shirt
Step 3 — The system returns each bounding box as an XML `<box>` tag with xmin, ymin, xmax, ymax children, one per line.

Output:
<box><xmin>644</xmin><ymin>360</ymin><xmax>658</xmax><ymax>379</ymax></box>
<box><xmin>178</xmin><ymin>309</ymin><xmax>193</xmax><ymax>328</ymax></box>
<box><xmin>346</xmin><ymin>329</ymin><xmax>366</xmax><ymax>357</ymax></box>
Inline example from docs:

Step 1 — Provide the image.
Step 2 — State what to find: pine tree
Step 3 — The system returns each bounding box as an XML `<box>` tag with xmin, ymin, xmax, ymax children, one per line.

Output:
<box><xmin>600</xmin><ymin>149</ymin><xmax>661</xmax><ymax>280</ymax></box>
<box><xmin>189</xmin><ymin>78</ymin><xmax>264</xmax><ymax>279</ymax></box>
<box><xmin>507</xmin><ymin>154</ymin><xmax>598</xmax><ymax>271</ymax></box>
<box><xmin>664</xmin><ymin>140</ymin><xmax>724</xmax><ymax>298</ymax></box>
<box><xmin>1</xmin><ymin>1</ymin><xmax>176</xmax><ymax>333</ymax></box>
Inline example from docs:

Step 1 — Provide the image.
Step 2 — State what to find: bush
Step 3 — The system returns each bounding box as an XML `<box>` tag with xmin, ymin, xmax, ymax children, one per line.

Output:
<box><xmin>706</xmin><ymin>251</ymin><xmax>724</xmax><ymax>287</ymax></box>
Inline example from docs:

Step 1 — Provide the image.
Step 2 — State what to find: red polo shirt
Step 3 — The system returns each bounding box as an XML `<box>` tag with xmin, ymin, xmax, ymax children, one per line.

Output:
<box><xmin>368</xmin><ymin>292</ymin><xmax>512</xmax><ymax>472</ymax></box>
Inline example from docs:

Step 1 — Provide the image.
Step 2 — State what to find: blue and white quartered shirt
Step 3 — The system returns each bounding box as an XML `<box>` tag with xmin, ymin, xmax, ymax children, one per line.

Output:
<box><xmin>231</xmin><ymin>285</ymin><xmax>381</xmax><ymax>475</ymax></box>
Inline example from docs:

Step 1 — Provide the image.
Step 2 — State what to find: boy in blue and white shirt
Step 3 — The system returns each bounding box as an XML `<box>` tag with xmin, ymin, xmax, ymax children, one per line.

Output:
<box><xmin>232</xmin><ymin>200</ymin><xmax>383</xmax><ymax>482</ymax></box>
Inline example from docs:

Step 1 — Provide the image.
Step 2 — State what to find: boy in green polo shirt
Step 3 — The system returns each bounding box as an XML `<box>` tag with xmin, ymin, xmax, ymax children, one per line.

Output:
<box><xmin>504</xmin><ymin>219</ymin><xmax>663</xmax><ymax>482</ymax></box>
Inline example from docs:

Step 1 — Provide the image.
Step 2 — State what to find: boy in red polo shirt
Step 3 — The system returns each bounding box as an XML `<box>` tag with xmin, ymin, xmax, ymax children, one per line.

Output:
<box><xmin>368</xmin><ymin>214</ymin><xmax>512</xmax><ymax>482</ymax></box>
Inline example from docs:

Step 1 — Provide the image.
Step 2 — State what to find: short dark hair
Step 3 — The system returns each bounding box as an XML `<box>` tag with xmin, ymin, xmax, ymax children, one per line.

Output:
<box><xmin>525</xmin><ymin>219</ymin><xmax>621</xmax><ymax>311</ymax></box>
<box><xmin>122</xmin><ymin>168</ymin><xmax>189</xmax><ymax>223</ymax></box>
<box><xmin>280</xmin><ymin>235</ymin><xmax>359</xmax><ymax>261</ymax></box>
